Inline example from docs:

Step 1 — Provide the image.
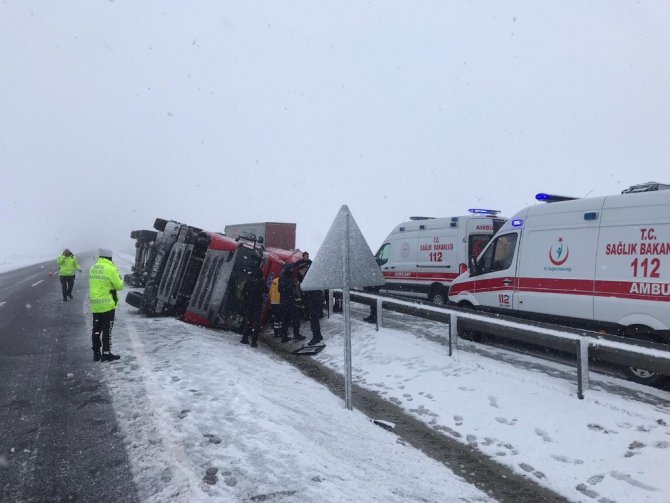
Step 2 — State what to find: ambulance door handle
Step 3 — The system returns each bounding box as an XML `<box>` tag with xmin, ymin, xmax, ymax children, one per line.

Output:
<box><xmin>502</xmin><ymin>278</ymin><xmax>513</xmax><ymax>286</ymax></box>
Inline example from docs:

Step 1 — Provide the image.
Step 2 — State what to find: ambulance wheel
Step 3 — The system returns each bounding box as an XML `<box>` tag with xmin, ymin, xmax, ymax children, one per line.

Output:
<box><xmin>455</xmin><ymin>303</ymin><xmax>483</xmax><ymax>341</ymax></box>
<box><xmin>625</xmin><ymin>367</ymin><xmax>666</xmax><ymax>386</ymax></box>
<box><xmin>622</xmin><ymin>324</ymin><xmax>666</xmax><ymax>385</ymax></box>
<box><xmin>429</xmin><ymin>287</ymin><xmax>448</xmax><ymax>305</ymax></box>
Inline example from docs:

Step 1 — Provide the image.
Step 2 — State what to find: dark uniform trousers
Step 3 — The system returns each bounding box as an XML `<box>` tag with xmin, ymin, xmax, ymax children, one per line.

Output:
<box><xmin>60</xmin><ymin>276</ymin><xmax>75</xmax><ymax>299</ymax></box>
<box><xmin>92</xmin><ymin>309</ymin><xmax>115</xmax><ymax>354</ymax></box>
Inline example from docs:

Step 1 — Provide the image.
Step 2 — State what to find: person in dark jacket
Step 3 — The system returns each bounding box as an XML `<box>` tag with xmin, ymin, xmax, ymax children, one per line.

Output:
<box><xmin>296</xmin><ymin>262</ymin><xmax>325</xmax><ymax>346</ymax></box>
<box><xmin>278</xmin><ymin>263</ymin><xmax>305</xmax><ymax>343</ymax></box>
<box><xmin>240</xmin><ymin>270</ymin><xmax>264</xmax><ymax>347</ymax></box>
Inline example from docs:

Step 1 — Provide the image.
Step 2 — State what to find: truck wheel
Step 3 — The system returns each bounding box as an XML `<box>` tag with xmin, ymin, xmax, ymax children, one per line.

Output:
<box><xmin>154</xmin><ymin>218</ymin><xmax>168</xmax><ymax>232</ymax></box>
<box><xmin>125</xmin><ymin>291</ymin><xmax>143</xmax><ymax>308</ymax></box>
<box><xmin>429</xmin><ymin>287</ymin><xmax>448</xmax><ymax>305</ymax></box>
<box><xmin>136</xmin><ymin>230</ymin><xmax>158</xmax><ymax>242</ymax></box>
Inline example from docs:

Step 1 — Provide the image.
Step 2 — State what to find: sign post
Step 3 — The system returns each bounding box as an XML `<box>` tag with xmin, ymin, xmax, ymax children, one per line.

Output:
<box><xmin>300</xmin><ymin>205</ymin><xmax>385</xmax><ymax>410</ymax></box>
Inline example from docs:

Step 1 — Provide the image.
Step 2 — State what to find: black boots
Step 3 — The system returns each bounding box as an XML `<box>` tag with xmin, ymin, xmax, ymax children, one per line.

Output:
<box><xmin>307</xmin><ymin>337</ymin><xmax>323</xmax><ymax>346</ymax></box>
<box><xmin>93</xmin><ymin>352</ymin><xmax>101</xmax><ymax>362</ymax></box>
<box><xmin>100</xmin><ymin>352</ymin><xmax>120</xmax><ymax>362</ymax></box>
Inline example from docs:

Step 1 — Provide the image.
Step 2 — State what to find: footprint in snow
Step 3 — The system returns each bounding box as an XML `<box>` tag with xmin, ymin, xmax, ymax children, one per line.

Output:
<box><xmin>203</xmin><ymin>467</ymin><xmax>218</xmax><ymax>485</ymax></box>
<box><xmin>586</xmin><ymin>474</ymin><xmax>605</xmax><ymax>485</ymax></box>
<box><xmin>495</xmin><ymin>417</ymin><xmax>517</xmax><ymax>426</ymax></box>
<box><xmin>178</xmin><ymin>409</ymin><xmax>190</xmax><ymax>419</ymax></box>
<box><xmin>488</xmin><ymin>396</ymin><xmax>499</xmax><ymax>408</ymax></box>
<box><xmin>453</xmin><ymin>415</ymin><xmax>463</xmax><ymax>426</ymax></box>
<box><xmin>534</xmin><ymin>428</ymin><xmax>553</xmax><ymax>442</ymax></box>
<box><xmin>550</xmin><ymin>454</ymin><xmax>583</xmax><ymax>465</ymax></box>
<box><xmin>575</xmin><ymin>483</ymin><xmax>600</xmax><ymax>499</ymax></box>
<box><xmin>610</xmin><ymin>471</ymin><xmax>659</xmax><ymax>492</ymax></box>
<box><xmin>587</xmin><ymin>423</ymin><xmax>617</xmax><ymax>435</ymax></box>
<box><xmin>171</xmin><ymin>376</ymin><xmax>181</xmax><ymax>382</ymax></box>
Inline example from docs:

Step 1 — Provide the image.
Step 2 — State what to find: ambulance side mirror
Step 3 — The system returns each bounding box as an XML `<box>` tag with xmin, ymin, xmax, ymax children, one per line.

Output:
<box><xmin>468</xmin><ymin>255</ymin><xmax>478</xmax><ymax>276</ymax></box>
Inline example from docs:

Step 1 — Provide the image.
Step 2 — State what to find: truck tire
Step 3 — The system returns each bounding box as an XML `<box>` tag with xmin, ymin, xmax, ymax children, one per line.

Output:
<box><xmin>429</xmin><ymin>286</ymin><xmax>448</xmax><ymax>305</ymax></box>
<box><xmin>125</xmin><ymin>291</ymin><xmax>143</xmax><ymax>308</ymax></box>
<box><xmin>136</xmin><ymin>230</ymin><xmax>158</xmax><ymax>242</ymax></box>
<box><xmin>154</xmin><ymin>218</ymin><xmax>168</xmax><ymax>232</ymax></box>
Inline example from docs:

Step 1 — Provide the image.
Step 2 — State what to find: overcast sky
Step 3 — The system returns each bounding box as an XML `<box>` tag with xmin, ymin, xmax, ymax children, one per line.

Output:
<box><xmin>1</xmin><ymin>1</ymin><xmax>669</xmax><ymax>261</ymax></box>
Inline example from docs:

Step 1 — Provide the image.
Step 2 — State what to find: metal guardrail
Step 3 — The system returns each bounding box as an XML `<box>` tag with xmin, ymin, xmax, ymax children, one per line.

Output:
<box><xmin>329</xmin><ymin>291</ymin><xmax>670</xmax><ymax>399</ymax></box>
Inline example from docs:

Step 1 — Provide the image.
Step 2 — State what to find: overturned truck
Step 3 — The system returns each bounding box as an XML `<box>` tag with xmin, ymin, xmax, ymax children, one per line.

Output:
<box><xmin>125</xmin><ymin>218</ymin><xmax>302</xmax><ymax>334</ymax></box>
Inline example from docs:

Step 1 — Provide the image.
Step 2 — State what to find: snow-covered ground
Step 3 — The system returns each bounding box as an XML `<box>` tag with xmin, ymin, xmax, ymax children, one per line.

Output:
<box><xmin>6</xmin><ymin>254</ymin><xmax>669</xmax><ymax>502</ymax></box>
<box><xmin>0</xmin><ymin>255</ymin><xmax>55</xmax><ymax>274</ymax></box>
<box><xmin>102</xmin><ymin>252</ymin><xmax>670</xmax><ymax>503</ymax></box>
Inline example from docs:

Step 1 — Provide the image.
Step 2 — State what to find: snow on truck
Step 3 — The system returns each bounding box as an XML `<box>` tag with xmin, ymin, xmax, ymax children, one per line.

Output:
<box><xmin>373</xmin><ymin>210</ymin><xmax>507</xmax><ymax>304</ymax></box>
<box><xmin>448</xmin><ymin>182</ymin><xmax>670</xmax><ymax>382</ymax></box>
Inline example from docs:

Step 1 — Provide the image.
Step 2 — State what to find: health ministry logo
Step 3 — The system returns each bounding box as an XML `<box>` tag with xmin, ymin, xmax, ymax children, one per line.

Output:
<box><xmin>549</xmin><ymin>237</ymin><xmax>569</xmax><ymax>266</ymax></box>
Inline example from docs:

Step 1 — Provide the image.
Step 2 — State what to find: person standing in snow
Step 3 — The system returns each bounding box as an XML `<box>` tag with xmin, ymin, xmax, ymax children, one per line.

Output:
<box><xmin>56</xmin><ymin>248</ymin><xmax>82</xmax><ymax>301</ymax></box>
<box><xmin>296</xmin><ymin>262</ymin><xmax>324</xmax><ymax>346</ymax></box>
<box><xmin>240</xmin><ymin>269</ymin><xmax>264</xmax><ymax>347</ymax></box>
<box><xmin>88</xmin><ymin>248</ymin><xmax>124</xmax><ymax>362</ymax></box>
<box><xmin>268</xmin><ymin>274</ymin><xmax>282</xmax><ymax>337</ymax></box>
<box><xmin>278</xmin><ymin>263</ymin><xmax>305</xmax><ymax>343</ymax></box>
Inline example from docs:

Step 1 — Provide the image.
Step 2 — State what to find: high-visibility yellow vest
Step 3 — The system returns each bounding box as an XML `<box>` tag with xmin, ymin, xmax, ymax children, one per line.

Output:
<box><xmin>88</xmin><ymin>258</ymin><xmax>124</xmax><ymax>313</ymax></box>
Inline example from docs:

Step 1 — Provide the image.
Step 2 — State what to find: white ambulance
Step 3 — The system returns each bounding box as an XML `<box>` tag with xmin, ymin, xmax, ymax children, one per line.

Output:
<box><xmin>448</xmin><ymin>183</ymin><xmax>670</xmax><ymax>380</ymax></box>
<box><xmin>374</xmin><ymin>210</ymin><xmax>507</xmax><ymax>304</ymax></box>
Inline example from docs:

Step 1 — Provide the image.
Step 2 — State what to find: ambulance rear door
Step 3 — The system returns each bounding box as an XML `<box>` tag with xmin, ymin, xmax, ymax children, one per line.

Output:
<box><xmin>379</xmin><ymin>228</ymin><xmax>419</xmax><ymax>296</ymax></box>
<box><xmin>416</xmin><ymin>223</ymin><xmax>459</xmax><ymax>287</ymax></box>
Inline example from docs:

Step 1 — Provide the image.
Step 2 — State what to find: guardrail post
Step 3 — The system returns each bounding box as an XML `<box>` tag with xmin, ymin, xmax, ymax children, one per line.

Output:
<box><xmin>448</xmin><ymin>312</ymin><xmax>457</xmax><ymax>357</ymax></box>
<box><xmin>328</xmin><ymin>290</ymin><xmax>334</xmax><ymax>318</ymax></box>
<box><xmin>576</xmin><ymin>338</ymin><xmax>589</xmax><ymax>399</ymax></box>
<box><xmin>375</xmin><ymin>297</ymin><xmax>383</xmax><ymax>331</ymax></box>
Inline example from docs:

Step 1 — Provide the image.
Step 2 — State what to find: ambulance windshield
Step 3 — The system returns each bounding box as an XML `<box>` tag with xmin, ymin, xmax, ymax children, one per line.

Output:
<box><xmin>477</xmin><ymin>233</ymin><xmax>518</xmax><ymax>274</ymax></box>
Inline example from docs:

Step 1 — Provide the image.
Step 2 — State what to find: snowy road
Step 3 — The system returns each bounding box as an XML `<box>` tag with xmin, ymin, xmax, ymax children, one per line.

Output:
<box><xmin>0</xmin><ymin>258</ymin><xmax>138</xmax><ymax>502</ymax></box>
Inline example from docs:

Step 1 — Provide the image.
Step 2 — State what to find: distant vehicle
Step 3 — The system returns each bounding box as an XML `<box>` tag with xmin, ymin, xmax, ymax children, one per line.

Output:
<box><xmin>448</xmin><ymin>182</ymin><xmax>670</xmax><ymax>384</ymax></box>
<box><xmin>373</xmin><ymin>210</ymin><xmax>507</xmax><ymax>304</ymax></box>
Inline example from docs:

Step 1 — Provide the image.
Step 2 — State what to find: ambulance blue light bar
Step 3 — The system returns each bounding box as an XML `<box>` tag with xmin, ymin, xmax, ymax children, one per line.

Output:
<box><xmin>535</xmin><ymin>193</ymin><xmax>578</xmax><ymax>203</ymax></box>
<box><xmin>468</xmin><ymin>208</ymin><xmax>500</xmax><ymax>216</ymax></box>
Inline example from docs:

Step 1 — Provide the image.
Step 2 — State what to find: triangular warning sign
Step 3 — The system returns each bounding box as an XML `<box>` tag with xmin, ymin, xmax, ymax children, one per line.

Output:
<box><xmin>301</xmin><ymin>205</ymin><xmax>385</xmax><ymax>290</ymax></box>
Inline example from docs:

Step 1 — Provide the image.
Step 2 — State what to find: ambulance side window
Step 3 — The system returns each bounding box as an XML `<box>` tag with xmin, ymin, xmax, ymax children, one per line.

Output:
<box><xmin>376</xmin><ymin>243</ymin><xmax>390</xmax><ymax>266</ymax></box>
<box><xmin>478</xmin><ymin>233</ymin><xmax>518</xmax><ymax>274</ymax></box>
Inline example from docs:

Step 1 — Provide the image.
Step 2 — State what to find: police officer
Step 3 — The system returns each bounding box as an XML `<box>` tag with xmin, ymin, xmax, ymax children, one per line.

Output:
<box><xmin>89</xmin><ymin>248</ymin><xmax>124</xmax><ymax>362</ymax></box>
<box><xmin>56</xmin><ymin>248</ymin><xmax>82</xmax><ymax>301</ymax></box>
